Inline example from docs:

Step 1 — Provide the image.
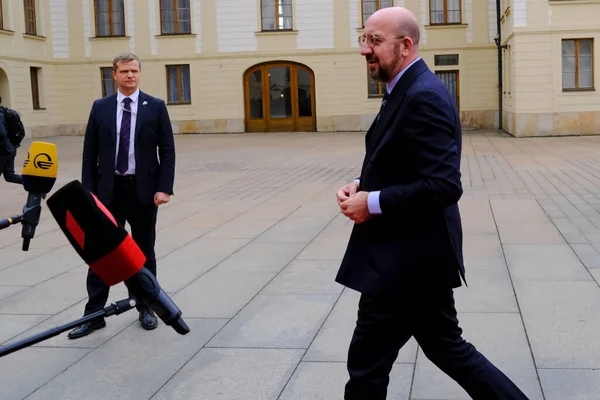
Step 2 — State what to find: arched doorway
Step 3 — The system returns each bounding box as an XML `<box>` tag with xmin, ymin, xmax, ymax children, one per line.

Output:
<box><xmin>0</xmin><ymin>68</ymin><xmax>10</xmax><ymax>107</ymax></box>
<box><xmin>244</xmin><ymin>61</ymin><xmax>316</xmax><ymax>132</ymax></box>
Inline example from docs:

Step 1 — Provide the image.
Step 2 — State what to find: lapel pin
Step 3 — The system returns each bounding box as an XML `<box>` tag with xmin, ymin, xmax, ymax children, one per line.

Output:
<box><xmin>142</xmin><ymin>101</ymin><xmax>147</xmax><ymax>105</ymax></box>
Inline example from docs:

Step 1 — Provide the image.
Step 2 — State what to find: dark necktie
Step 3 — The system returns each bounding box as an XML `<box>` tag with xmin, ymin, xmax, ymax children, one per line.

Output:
<box><xmin>116</xmin><ymin>97</ymin><xmax>132</xmax><ymax>175</ymax></box>
<box><xmin>377</xmin><ymin>90</ymin><xmax>389</xmax><ymax>122</ymax></box>
<box><xmin>381</xmin><ymin>89</ymin><xmax>389</xmax><ymax>107</ymax></box>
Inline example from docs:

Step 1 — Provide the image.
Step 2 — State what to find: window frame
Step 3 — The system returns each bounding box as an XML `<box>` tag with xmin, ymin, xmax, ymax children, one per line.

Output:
<box><xmin>503</xmin><ymin>46</ymin><xmax>511</xmax><ymax>96</ymax></box>
<box><xmin>361</xmin><ymin>0</ymin><xmax>393</xmax><ymax>28</ymax></box>
<box><xmin>429</xmin><ymin>0</ymin><xmax>462</xmax><ymax>26</ymax></box>
<box><xmin>165</xmin><ymin>64</ymin><xmax>192</xmax><ymax>105</ymax></box>
<box><xmin>435</xmin><ymin>69</ymin><xmax>460</xmax><ymax>111</ymax></box>
<box><xmin>561</xmin><ymin>38</ymin><xmax>595</xmax><ymax>92</ymax></box>
<box><xmin>160</xmin><ymin>0</ymin><xmax>192</xmax><ymax>35</ymax></box>
<box><xmin>23</xmin><ymin>0</ymin><xmax>37</xmax><ymax>35</ymax></box>
<box><xmin>260</xmin><ymin>0</ymin><xmax>293</xmax><ymax>32</ymax></box>
<box><xmin>93</xmin><ymin>0</ymin><xmax>126</xmax><ymax>37</ymax></box>
<box><xmin>0</xmin><ymin>0</ymin><xmax>4</xmax><ymax>31</ymax></box>
<box><xmin>434</xmin><ymin>54</ymin><xmax>459</xmax><ymax>66</ymax></box>
<box><xmin>30</xmin><ymin>67</ymin><xmax>40</xmax><ymax>109</ymax></box>
<box><xmin>366</xmin><ymin>63</ymin><xmax>385</xmax><ymax>98</ymax></box>
<box><xmin>100</xmin><ymin>67</ymin><xmax>117</xmax><ymax>98</ymax></box>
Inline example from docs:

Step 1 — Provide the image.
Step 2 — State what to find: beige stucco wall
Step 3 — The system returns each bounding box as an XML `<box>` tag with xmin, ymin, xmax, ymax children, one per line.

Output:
<box><xmin>6</xmin><ymin>0</ymin><xmax>582</xmax><ymax>138</ymax></box>
<box><xmin>500</xmin><ymin>0</ymin><xmax>600</xmax><ymax>137</ymax></box>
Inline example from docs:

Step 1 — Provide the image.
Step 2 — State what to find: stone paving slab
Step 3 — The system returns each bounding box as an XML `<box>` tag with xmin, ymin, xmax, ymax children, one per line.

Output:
<box><xmin>302</xmin><ymin>288</ymin><xmax>418</xmax><ymax>365</ymax></box>
<box><xmin>411</xmin><ymin>312</ymin><xmax>543</xmax><ymax>400</ymax></box>
<box><xmin>206</xmin><ymin>294</ymin><xmax>338</xmax><ymax>349</ymax></box>
<box><xmin>538</xmin><ymin>369</ymin><xmax>600</xmax><ymax>400</ymax></box>
<box><xmin>514</xmin><ymin>280</ymin><xmax>600</xmax><ymax>370</ymax></box>
<box><xmin>279</xmin><ymin>362</ymin><xmax>413</xmax><ymax>400</ymax></box>
<box><xmin>503</xmin><ymin>244</ymin><xmax>592</xmax><ymax>281</ymax></box>
<box><xmin>1</xmin><ymin>347</ymin><xmax>92</xmax><ymax>400</ymax></box>
<box><xmin>453</xmin><ymin>257</ymin><xmax>519</xmax><ymax>313</ymax></box>
<box><xmin>25</xmin><ymin>319</ymin><xmax>226</xmax><ymax>400</ymax></box>
<box><xmin>0</xmin><ymin>246</ymin><xmax>83</xmax><ymax>286</ymax></box>
<box><xmin>151</xmin><ymin>348</ymin><xmax>305</xmax><ymax>400</ymax></box>
<box><xmin>172</xmin><ymin>270</ymin><xmax>276</xmax><ymax>318</ymax></box>
<box><xmin>1</xmin><ymin>130</ymin><xmax>600</xmax><ymax>399</ymax></box>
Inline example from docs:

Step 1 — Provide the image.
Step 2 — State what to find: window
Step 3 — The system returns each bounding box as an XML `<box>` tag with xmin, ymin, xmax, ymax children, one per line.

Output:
<box><xmin>367</xmin><ymin>64</ymin><xmax>385</xmax><ymax>98</ymax></box>
<box><xmin>362</xmin><ymin>0</ymin><xmax>393</xmax><ymax>26</ymax></box>
<box><xmin>562</xmin><ymin>38</ymin><xmax>594</xmax><ymax>90</ymax></box>
<box><xmin>435</xmin><ymin>54</ymin><xmax>459</xmax><ymax>66</ymax></box>
<box><xmin>0</xmin><ymin>0</ymin><xmax>4</xmax><ymax>30</ymax></box>
<box><xmin>503</xmin><ymin>47</ymin><xmax>511</xmax><ymax>96</ymax></box>
<box><xmin>166</xmin><ymin>65</ymin><xmax>191</xmax><ymax>104</ymax></box>
<box><xmin>261</xmin><ymin>0</ymin><xmax>292</xmax><ymax>31</ymax></box>
<box><xmin>24</xmin><ymin>0</ymin><xmax>36</xmax><ymax>35</ymax></box>
<box><xmin>30</xmin><ymin>67</ymin><xmax>41</xmax><ymax>109</ymax></box>
<box><xmin>100</xmin><ymin>67</ymin><xmax>117</xmax><ymax>97</ymax></box>
<box><xmin>436</xmin><ymin>70</ymin><xmax>460</xmax><ymax>110</ymax></box>
<box><xmin>430</xmin><ymin>0</ymin><xmax>461</xmax><ymax>25</ymax></box>
<box><xmin>94</xmin><ymin>0</ymin><xmax>126</xmax><ymax>37</ymax></box>
<box><xmin>160</xmin><ymin>0</ymin><xmax>191</xmax><ymax>34</ymax></box>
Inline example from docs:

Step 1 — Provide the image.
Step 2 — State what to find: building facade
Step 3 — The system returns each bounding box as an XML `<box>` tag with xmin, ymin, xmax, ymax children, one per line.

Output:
<box><xmin>0</xmin><ymin>0</ymin><xmax>596</xmax><ymax>138</ymax></box>
<box><xmin>500</xmin><ymin>0</ymin><xmax>600</xmax><ymax>136</ymax></box>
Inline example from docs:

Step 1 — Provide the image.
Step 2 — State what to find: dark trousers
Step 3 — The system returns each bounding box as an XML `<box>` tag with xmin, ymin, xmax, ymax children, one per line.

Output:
<box><xmin>345</xmin><ymin>287</ymin><xmax>529</xmax><ymax>400</ymax></box>
<box><xmin>84</xmin><ymin>175</ymin><xmax>158</xmax><ymax>319</ymax></box>
<box><xmin>0</xmin><ymin>154</ymin><xmax>22</xmax><ymax>184</ymax></box>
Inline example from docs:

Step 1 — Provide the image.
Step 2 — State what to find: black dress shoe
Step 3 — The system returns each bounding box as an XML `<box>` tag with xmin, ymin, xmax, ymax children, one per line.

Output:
<box><xmin>68</xmin><ymin>320</ymin><xmax>106</xmax><ymax>339</ymax></box>
<box><xmin>139</xmin><ymin>309</ymin><xmax>158</xmax><ymax>330</ymax></box>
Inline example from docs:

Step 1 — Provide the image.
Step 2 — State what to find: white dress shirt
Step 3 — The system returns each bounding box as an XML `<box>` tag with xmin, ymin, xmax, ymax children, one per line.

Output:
<box><xmin>115</xmin><ymin>88</ymin><xmax>139</xmax><ymax>175</ymax></box>
<box><xmin>365</xmin><ymin>57</ymin><xmax>422</xmax><ymax>215</ymax></box>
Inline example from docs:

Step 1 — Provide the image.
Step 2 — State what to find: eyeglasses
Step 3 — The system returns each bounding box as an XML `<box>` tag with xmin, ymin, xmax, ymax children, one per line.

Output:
<box><xmin>358</xmin><ymin>34</ymin><xmax>406</xmax><ymax>48</ymax></box>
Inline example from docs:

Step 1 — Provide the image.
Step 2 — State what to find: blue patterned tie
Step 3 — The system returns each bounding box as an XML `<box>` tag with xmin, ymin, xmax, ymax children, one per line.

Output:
<box><xmin>116</xmin><ymin>97</ymin><xmax>132</xmax><ymax>175</ymax></box>
<box><xmin>377</xmin><ymin>90</ymin><xmax>389</xmax><ymax>122</ymax></box>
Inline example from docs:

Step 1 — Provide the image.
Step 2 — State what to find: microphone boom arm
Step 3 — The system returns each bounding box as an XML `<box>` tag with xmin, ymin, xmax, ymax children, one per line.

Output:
<box><xmin>0</xmin><ymin>214</ymin><xmax>23</xmax><ymax>231</ymax></box>
<box><xmin>0</xmin><ymin>298</ymin><xmax>137</xmax><ymax>358</ymax></box>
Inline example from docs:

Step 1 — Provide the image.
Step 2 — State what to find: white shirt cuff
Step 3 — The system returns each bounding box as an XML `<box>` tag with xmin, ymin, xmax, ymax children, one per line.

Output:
<box><xmin>367</xmin><ymin>191</ymin><xmax>382</xmax><ymax>214</ymax></box>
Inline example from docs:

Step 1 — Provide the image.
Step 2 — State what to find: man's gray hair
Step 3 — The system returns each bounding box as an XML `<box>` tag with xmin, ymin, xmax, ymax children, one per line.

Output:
<box><xmin>112</xmin><ymin>52</ymin><xmax>141</xmax><ymax>71</ymax></box>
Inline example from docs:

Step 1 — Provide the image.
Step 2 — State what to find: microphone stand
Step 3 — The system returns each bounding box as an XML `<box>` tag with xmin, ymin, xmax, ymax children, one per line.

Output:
<box><xmin>0</xmin><ymin>213</ymin><xmax>23</xmax><ymax>231</ymax></box>
<box><xmin>0</xmin><ymin>196</ymin><xmax>43</xmax><ymax>250</ymax></box>
<box><xmin>0</xmin><ymin>298</ymin><xmax>137</xmax><ymax>358</ymax></box>
<box><xmin>0</xmin><ymin>193</ymin><xmax>46</xmax><ymax>233</ymax></box>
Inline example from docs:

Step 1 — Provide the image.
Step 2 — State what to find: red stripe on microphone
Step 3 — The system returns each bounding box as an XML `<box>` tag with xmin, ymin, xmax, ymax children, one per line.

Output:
<box><xmin>91</xmin><ymin>193</ymin><xmax>118</xmax><ymax>226</ymax></box>
<box><xmin>88</xmin><ymin>235</ymin><xmax>145</xmax><ymax>286</ymax></box>
<box><xmin>65</xmin><ymin>210</ymin><xmax>85</xmax><ymax>249</ymax></box>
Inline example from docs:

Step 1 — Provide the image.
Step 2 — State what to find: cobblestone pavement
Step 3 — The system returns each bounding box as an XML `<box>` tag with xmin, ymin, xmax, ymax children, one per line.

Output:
<box><xmin>1</xmin><ymin>130</ymin><xmax>600</xmax><ymax>399</ymax></box>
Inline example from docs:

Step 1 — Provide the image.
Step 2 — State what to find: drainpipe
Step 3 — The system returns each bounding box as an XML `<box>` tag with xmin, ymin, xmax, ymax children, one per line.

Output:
<box><xmin>495</xmin><ymin>0</ymin><xmax>504</xmax><ymax>131</ymax></box>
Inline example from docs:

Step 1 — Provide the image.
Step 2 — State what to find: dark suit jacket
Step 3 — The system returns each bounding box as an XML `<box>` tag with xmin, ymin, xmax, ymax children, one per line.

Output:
<box><xmin>81</xmin><ymin>90</ymin><xmax>176</xmax><ymax>207</ymax></box>
<box><xmin>335</xmin><ymin>59</ymin><xmax>465</xmax><ymax>297</ymax></box>
<box><xmin>0</xmin><ymin>108</ymin><xmax>14</xmax><ymax>156</ymax></box>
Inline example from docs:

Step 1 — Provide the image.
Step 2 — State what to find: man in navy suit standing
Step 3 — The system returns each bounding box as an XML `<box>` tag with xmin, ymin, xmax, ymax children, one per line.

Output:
<box><xmin>69</xmin><ymin>52</ymin><xmax>176</xmax><ymax>339</ymax></box>
<box><xmin>335</xmin><ymin>7</ymin><xmax>529</xmax><ymax>400</ymax></box>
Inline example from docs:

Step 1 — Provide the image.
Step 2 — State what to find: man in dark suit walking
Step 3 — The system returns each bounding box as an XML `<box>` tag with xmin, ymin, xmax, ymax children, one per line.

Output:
<box><xmin>0</xmin><ymin>96</ymin><xmax>23</xmax><ymax>185</ymax></box>
<box><xmin>335</xmin><ymin>7</ymin><xmax>529</xmax><ymax>400</ymax></box>
<box><xmin>68</xmin><ymin>52</ymin><xmax>176</xmax><ymax>339</ymax></box>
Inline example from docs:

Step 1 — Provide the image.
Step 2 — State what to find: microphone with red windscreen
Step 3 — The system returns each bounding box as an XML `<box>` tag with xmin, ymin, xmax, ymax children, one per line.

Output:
<box><xmin>45</xmin><ymin>180</ymin><xmax>190</xmax><ymax>335</ymax></box>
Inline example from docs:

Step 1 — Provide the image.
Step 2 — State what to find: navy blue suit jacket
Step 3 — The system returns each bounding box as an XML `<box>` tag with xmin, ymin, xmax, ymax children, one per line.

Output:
<box><xmin>81</xmin><ymin>90</ymin><xmax>176</xmax><ymax>207</ymax></box>
<box><xmin>336</xmin><ymin>59</ymin><xmax>465</xmax><ymax>297</ymax></box>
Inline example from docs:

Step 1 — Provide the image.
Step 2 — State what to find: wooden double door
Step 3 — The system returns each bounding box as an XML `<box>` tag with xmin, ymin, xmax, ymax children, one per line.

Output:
<box><xmin>244</xmin><ymin>62</ymin><xmax>316</xmax><ymax>132</ymax></box>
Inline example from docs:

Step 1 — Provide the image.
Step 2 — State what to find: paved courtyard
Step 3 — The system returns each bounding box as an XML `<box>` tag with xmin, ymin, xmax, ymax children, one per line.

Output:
<box><xmin>1</xmin><ymin>129</ymin><xmax>600</xmax><ymax>399</ymax></box>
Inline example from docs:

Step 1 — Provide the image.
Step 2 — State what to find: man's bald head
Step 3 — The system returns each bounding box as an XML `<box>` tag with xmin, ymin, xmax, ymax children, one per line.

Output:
<box><xmin>367</xmin><ymin>7</ymin><xmax>420</xmax><ymax>46</ymax></box>
<box><xmin>361</xmin><ymin>7</ymin><xmax>421</xmax><ymax>83</ymax></box>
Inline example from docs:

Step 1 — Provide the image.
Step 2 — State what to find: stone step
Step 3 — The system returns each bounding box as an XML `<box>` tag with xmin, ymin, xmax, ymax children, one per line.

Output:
<box><xmin>462</xmin><ymin>124</ymin><xmax>478</xmax><ymax>131</ymax></box>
